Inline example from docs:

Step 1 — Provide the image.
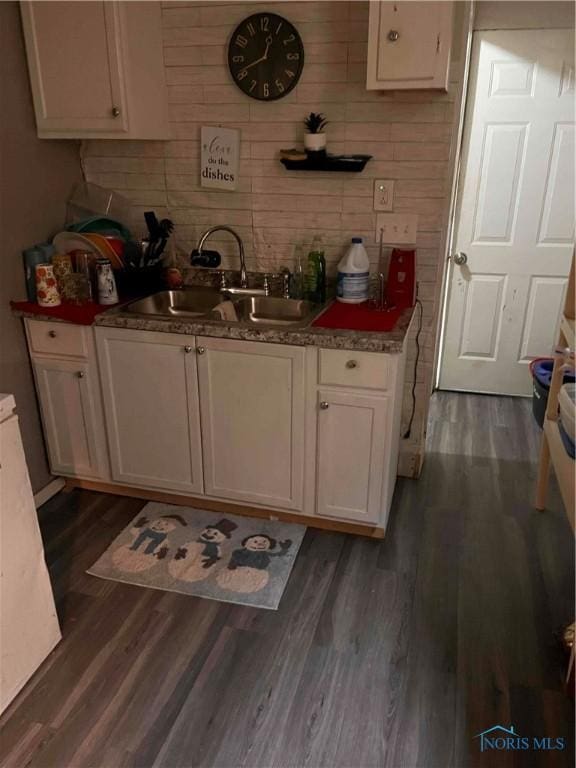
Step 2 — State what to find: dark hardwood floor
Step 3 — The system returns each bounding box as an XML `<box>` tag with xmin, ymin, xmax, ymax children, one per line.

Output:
<box><xmin>1</xmin><ymin>392</ymin><xmax>573</xmax><ymax>768</ymax></box>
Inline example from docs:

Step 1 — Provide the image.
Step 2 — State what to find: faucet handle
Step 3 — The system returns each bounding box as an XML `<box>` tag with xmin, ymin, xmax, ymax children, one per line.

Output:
<box><xmin>262</xmin><ymin>273</ymin><xmax>271</xmax><ymax>296</ymax></box>
<box><xmin>218</xmin><ymin>271</ymin><xmax>228</xmax><ymax>290</ymax></box>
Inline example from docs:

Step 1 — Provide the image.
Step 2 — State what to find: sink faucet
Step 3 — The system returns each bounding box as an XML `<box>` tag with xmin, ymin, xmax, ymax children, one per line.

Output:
<box><xmin>196</xmin><ymin>226</ymin><xmax>248</xmax><ymax>288</ymax></box>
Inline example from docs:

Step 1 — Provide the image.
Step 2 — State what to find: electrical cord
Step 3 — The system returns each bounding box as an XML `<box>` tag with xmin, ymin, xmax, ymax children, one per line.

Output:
<box><xmin>403</xmin><ymin>297</ymin><xmax>423</xmax><ymax>440</ymax></box>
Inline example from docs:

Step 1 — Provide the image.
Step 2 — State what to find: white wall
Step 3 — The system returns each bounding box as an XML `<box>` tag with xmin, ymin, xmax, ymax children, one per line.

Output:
<box><xmin>0</xmin><ymin>2</ymin><xmax>82</xmax><ymax>493</ymax></box>
<box><xmin>475</xmin><ymin>1</ymin><xmax>575</xmax><ymax>30</ymax></box>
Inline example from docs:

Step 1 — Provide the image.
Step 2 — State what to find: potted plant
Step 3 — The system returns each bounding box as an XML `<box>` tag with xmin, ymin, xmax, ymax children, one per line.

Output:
<box><xmin>304</xmin><ymin>112</ymin><xmax>328</xmax><ymax>154</ymax></box>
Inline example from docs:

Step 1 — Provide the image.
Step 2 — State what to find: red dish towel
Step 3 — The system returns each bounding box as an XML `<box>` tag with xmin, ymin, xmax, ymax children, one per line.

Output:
<box><xmin>312</xmin><ymin>301</ymin><xmax>403</xmax><ymax>332</ymax></box>
<box><xmin>10</xmin><ymin>300</ymin><xmax>115</xmax><ymax>325</ymax></box>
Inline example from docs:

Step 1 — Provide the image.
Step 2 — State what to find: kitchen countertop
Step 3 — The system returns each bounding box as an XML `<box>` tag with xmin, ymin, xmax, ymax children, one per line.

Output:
<box><xmin>13</xmin><ymin>300</ymin><xmax>415</xmax><ymax>353</ymax></box>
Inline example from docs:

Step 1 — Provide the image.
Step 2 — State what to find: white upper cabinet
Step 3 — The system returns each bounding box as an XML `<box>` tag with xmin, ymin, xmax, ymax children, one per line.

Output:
<box><xmin>367</xmin><ymin>1</ymin><xmax>453</xmax><ymax>90</ymax></box>
<box><xmin>20</xmin><ymin>1</ymin><xmax>169</xmax><ymax>139</ymax></box>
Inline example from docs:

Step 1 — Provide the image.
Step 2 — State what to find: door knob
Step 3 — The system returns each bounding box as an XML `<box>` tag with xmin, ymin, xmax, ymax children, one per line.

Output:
<box><xmin>197</xmin><ymin>346</ymin><xmax>205</xmax><ymax>355</ymax></box>
<box><xmin>76</xmin><ymin>371</ymin><xmax>84</xmax><ymax>379</ymax></box>
<box><xmin>48</xmin><ymin>330</ymin><xmax>57</xmax><ymax>338</ymax></box>
<box><xmin>452</xmin><ymin>252</ymin><xmax>468</xmax><ymax>266</ymax></box>
<box><xmin>387</xmin><ymin>30</ymin><xmax>400</xmax><ymax>42</ymax></box>
<box><xmin>345</xmin><ymin>360</ymin><xmax>358</xmax><ymax>369</ymax></box>
<box><xmin>319</xmin><ymin>401</ymin><xmax>329</xmax><ymax>410</ymax></box>
<box><xmin>184</xmin><ymin>345</ymin><xmax>193</xmax><ymax>353</ymax></box>
<box><xmin>111</xmin><ymin>107</ymin><xmax>121</xmax><ymax>118</ymax></box>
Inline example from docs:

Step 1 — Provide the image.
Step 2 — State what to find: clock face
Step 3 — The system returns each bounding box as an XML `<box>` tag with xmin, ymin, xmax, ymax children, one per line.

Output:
<box><xmin>228</xmin><ymin>13</ymin><xmax>304</xmax><ymax>101</ymax></box>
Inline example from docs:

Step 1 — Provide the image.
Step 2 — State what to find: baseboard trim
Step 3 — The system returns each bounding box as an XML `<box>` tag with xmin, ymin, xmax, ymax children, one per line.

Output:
<box><xmin>66</xmin><ymin>478</ymin><xmax>386</xmax><ymax>539</ymax></box>
<box><xmin>34</xmin><ymin>477</ymin><xmax>66</xmax><ymax>508</ymax></box>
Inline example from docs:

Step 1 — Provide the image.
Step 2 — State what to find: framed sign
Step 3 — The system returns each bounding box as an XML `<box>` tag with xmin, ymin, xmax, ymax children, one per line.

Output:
<box><xmin>201</xmin><ymin>126</ymin><xmax>240</xmax><ymax>190</ymax></box>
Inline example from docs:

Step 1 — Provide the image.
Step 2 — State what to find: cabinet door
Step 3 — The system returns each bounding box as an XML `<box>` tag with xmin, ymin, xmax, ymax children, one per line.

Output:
<box><xmin>316</xmin><ymin>390</ymin><xmax>389</xmax><ymax>524</ymax></box>
<box><xmin>367</xmin><ymin>1</ymin><xmax>452</xmax><ymax>90</ymax></box>
<box><xmin>197</xmin><ymin>338</ymin><xmax>305</xmax><ymax>510</ymax></box>
<box><xmin>33</xmin><ymin>358</ymin><xmax>107</xmax><ymax>479</ymax></box>
<box><xmin>96</xmin><ymin>329</ymin><xmax>203</xmax><ymax>494</ymax></box>
<box><xmin>20</xmin><ymin>1</ymin><xmax>128</xmax><ymax>134</ymax></box>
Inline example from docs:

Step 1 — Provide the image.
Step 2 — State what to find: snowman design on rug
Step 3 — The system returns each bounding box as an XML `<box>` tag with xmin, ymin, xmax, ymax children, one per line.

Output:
<box><xmin>216</xmin><ymin>534</ymin><xmax>292</xmax><ymax>594</ymax></box>
<box><xmin>112</xmin><ymin>514</ymin><xmax>188</xmax><ymax>573</ymax></box>
<box><xmin>168</xmin><ymin>518</ymin><xmax>237</xmax><ymax>583</ymax></box>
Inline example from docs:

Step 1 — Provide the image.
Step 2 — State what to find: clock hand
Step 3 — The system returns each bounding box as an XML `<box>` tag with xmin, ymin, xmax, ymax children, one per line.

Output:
<box><xmin>241</xmin><ymin>36</ymin><xmax>274</xmax><ymax>71</ymax></box>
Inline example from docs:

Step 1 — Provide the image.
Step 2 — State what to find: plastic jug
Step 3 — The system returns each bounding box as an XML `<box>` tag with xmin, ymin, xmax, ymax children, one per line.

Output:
<box><xmin>336</xmin><ymin>238</ymin><xmax>369</xmax><ymax>303</ymax></box>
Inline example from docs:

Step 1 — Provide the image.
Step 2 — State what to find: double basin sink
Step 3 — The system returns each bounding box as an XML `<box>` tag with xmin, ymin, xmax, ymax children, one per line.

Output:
<box><xmin>123</xmin><ymin>287</ymin><xmax>320</xmax><ymax>327</ymax></box>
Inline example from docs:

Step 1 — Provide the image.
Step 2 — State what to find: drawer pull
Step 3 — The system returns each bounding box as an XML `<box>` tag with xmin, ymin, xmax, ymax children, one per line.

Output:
<box><xmin>319</xmin><ymin>401</ymin><xmax>329</xmax><ymax>410</ymax></box>
<box><xmin>345</xmin><ymin>360</ymin><xmax>358</xmax><ymax>369</ymax></box>
<box><xmin>48</xmin><ymin>330</ymin><xmax>57</xmax><ymax>338</ymax></box>
<box><xmin>76</xmin><ymin>371</ymin><xmax>84</xmax><ymax>379</ymax></box>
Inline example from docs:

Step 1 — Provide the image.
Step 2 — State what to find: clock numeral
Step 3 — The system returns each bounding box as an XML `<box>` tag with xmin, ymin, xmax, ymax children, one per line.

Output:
<box><xmin>249</xmin><ymin>79</ymin><xmax>257</xmax><ymax>93</ymax></box>
<box><xmin>286</xmin><ymin>52</ymin><xmax>300</xmax><ymax>61</ymax></box>
<box><xmin>236</xmin><ymin>35</ymin><xmax>248</xmax><ymax>49</ymax></box>
<box><xmin>263</xmin><ymin>82</ymin><xmax>269</xmax><ymax>98</ymax></box>
<box><xmin>285</xmin><ymin>69</ymin><xmax>295</xmax><ymax>79</ymax></box>
<box><xmin>260</xmin><ymin>16</ymin><xmax>269</xmax><ymax>32</ymax></box>
<box><xmin>247</xmin><ymin>22</ymin><xmax>256</xmax><ymax>36</ymax></box>
<box><xmin>232</xmin><ymin>55</ymin><xmax>244</xmax><ymax>63</ymax></box>
<box><xmin>283</xmin><ymin>34</ymin><xmax>295</xmax><ymax>46</ymax></box>
<box><xmin>275</xmin><ymin>78</ymin><xmax>285</xmax><ymax>93</ymax></box>
<box><xmin>237</xmin><ymin>69</ymin><xmax>248</xmax><ymax>81</ymax></box>
<box><xmin>275</xmin><ymin>21</ymin><xmax>283</xmax><ymax>35</ymax></box>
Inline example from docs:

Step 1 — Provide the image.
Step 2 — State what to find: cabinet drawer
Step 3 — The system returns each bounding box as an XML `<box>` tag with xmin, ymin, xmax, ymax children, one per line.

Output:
<box><xmin>26</xmin><ymin>320</ymin><xmax>89</xmax><ymax>359</ymax></box>
<box><xmin>318</xmin><ymin>349</ymin><xmax>390</xmax><ymax>391</ymax></box>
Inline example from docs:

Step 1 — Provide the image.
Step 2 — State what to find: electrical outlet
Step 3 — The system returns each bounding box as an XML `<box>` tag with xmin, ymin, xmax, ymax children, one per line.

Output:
<box><xmin>376</xmin><ymin>213</ymin><xmax>418</xmax><ymax>244</ymax></box>
<box><xmin>373</xmin><ymin>179</ymin><xmax>394</xmax><ymax>211</ymax></box>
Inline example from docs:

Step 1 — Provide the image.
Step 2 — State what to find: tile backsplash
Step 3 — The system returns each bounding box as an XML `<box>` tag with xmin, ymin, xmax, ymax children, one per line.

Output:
<box><xmin>82</xmin><ymin>0</ymin><xmax>466</xmax><ymax>473</ymax></box>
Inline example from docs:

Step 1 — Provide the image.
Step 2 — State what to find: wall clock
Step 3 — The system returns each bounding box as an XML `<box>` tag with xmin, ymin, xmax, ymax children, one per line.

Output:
<box><xmin>228</xmin><ymin>13</ymin><xmax>304</xmax><ymax>101</ymax></box>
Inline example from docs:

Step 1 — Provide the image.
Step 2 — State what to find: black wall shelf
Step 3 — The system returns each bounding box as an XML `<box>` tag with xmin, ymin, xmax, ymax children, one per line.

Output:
<box><xmin>280</xmin><ymin>154</ymin><xmax>372</xmax><ymax>172</ymax></box>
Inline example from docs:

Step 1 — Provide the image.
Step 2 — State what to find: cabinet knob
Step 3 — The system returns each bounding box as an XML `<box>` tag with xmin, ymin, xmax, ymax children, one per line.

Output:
<box><xmin>111</xmin><ymin>107</ymin><xmax>121</xmax><ymax>118</ymax></box>
<box><xmin>319</xmin><ymin>401</ymin><xmax>329</xmax><ymax>410</ymax></box>
<box><xmin>48</xmin><ymin>330</ymin><xmax>57</xmax><ymax>338</ymax></box>
<box><xmin>387</xmin><ymin>29</ymin><xmax>400</xmax><ymax>42</ymax></box>
<box><xmin>345</xmin><ymin>360</ymin><xmax>358</xmax><ymax>369</ymax></box>
<box><xmin>76</xmin><ymin>371</ymin><xmax>84</xmax><ymax>379</ymax></box>
<box><xmin>197</xmin><ymin>346</ymin><xmax>205</xmax><ymax>355</ymax></box>
<box><xmin>184</xmin><ymin>345</ymin><xmax>193</xmax><ymax>353</ymax></box>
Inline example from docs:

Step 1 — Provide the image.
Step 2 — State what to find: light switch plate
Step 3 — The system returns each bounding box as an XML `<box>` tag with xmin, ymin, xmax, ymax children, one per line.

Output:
<box><xmin>373</xmin><ymin>179</ymin><xmax>394</xmax><ymax>211</ymax></box>
<box><xmin>376</xmin><ymin>213</ymin><xmax>418</xmax><ymax>244</ymax></box>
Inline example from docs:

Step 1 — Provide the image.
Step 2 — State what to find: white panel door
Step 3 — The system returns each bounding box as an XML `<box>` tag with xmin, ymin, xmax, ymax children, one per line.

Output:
<box><xmin>197</xmin><ymin>338</ymin><xmax>305</xmax><ymax>510</ymax></box>
<box><xmin>33</xmin><ymin>358</ymin><xmax>107</xmax><ymax>479</ymax></box>
<box><xmin>316</xmin><ymin>390</ymin><xmax>388</xmax><ymax>524</ymax></box>
<box><xmin>20</xmin><ymin>1</ymin><xmax>128</xmax><ymax>134</ymax></box>
<box><xmin>96</xmin><ymin>329</ymin><xmax>203</xmax><ymax>494</ymax></box>
<box><xmin>440</xmin><ymin>30</ymin><xmax>574</xmax><ymax>395</ymax></box>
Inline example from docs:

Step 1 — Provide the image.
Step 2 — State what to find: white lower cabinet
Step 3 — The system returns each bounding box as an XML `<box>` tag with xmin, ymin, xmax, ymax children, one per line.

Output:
<box><xmin>196</xmin><ymin>337</ymin><xmax>305</xmax><ymax>510</ymax></box>
<box><xmin>96</xmin><ymin>328</ymin><xmax>203</xmax><ymax>494</ymax></box>
<box><xmin>27</xmin><ymin>322</ymin><xmax>406</xmax><ymax>532</ymax></box>
<box><xmin>32</xmin><ymin>357</ymin><xmax>108</xmax><ymax>479</ymax></box>
<box><xmin>316</xmin><ymin>389</ymin><xmax>389</xmax><ymax>524</ymax></box>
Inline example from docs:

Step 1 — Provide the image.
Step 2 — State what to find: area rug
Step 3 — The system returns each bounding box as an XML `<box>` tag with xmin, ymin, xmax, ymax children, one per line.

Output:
<box><xmin>87</xmin><ymin>503</ymin><xmax>306</xmax><ymax>610</ymax></box>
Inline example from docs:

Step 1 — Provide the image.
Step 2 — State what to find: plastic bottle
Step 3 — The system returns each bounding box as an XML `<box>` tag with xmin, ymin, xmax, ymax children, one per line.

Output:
<box><xmin>292</xmin><ymin>244</ymin><xmax>304</xmax><ymax>299</ymax></box>
<box><xmin>304</xmin><ymin>235</ymin><xmax>325</xmax><ymax>303</ymax></box>
<box><xmin>337</xmin><ymin>237</ymin><xmax>370</xmax><ymax>303</ymax></box>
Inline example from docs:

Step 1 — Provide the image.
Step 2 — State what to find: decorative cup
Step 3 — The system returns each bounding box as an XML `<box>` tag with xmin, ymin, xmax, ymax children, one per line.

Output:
<box><xmin>35</xmin><ymin>264</ymin><xmax>61</xmax><ymax>307</ymax></box>
<box><xmin>52</xmin><ymin>252</ymin><xmax>73</xmax><ymax>290</ymax></box>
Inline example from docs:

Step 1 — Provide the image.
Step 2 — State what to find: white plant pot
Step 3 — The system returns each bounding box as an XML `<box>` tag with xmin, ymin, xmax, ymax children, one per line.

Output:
<box><xmin>304</xmin><ymin>133</ymin><xmax>327</xmax><ymax>153</ymax></box>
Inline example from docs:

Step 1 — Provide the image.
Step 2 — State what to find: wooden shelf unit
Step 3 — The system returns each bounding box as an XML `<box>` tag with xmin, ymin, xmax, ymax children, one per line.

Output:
<box><xmin>535</xmin><ymin>252</ymin><xmax>575</xmax><ymax>529</ymax></box>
